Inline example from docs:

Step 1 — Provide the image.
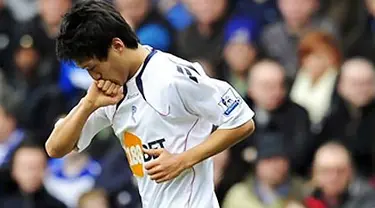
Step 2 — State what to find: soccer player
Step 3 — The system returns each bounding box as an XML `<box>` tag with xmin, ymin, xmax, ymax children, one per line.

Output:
<box><xmin>45</xmin><ymin>0</ymin><xmax>255</xmax><ymax>207</ymax></box>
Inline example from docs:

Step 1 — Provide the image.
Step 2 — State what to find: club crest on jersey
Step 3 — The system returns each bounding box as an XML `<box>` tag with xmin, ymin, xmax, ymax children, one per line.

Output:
<box><xmin>218</xmin><ymin>89</ymin><xmax>241</xmax><ymax>116</ymax></box>
<box><xmin>131</xmin><ymin>105</ymin><xmax>137</xmax><ymax>122</ymax></box>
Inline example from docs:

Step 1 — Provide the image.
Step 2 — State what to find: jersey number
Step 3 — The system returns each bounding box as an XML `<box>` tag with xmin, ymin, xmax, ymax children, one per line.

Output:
<box><xmin>176</xmin><ymin>65</ymin><xmax>199</xmax><ymax>83</ymax></box>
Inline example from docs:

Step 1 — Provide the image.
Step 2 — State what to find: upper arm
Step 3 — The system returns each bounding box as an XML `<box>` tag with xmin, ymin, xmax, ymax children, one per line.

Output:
<box><xmin>76</xmin><ymin>107</ymin><xmax>111</xmax><ymax>152</ymax></box>
<box><xmin>170</xmin><ymin>62</ymin><xmax>255</xmax><ymax>129</ymax></box>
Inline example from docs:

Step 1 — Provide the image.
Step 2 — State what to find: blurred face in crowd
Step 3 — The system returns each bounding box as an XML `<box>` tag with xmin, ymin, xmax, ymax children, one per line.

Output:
<box><xmin>248</xmin><ymin>61</ymin><xmax>286</xmax><ymax>111</ymax></box>
<box><xmin>366</xmin><ymin>0</ymin><xmax>375</xmax><ymax>16</ymax></box>
<box><xmin>256</xmin><ymin>156</ymin><xmax>290</xmax><ymax>187</ymax></box>
<box><xmin>339</xmin><ymin>59</ymin><xmax>375</xmax><ymax>108</ymax></box>
<box><xmin>299</xmin><ymin>32</ymin><xmax>341</xmax><ymax>80</ymax></box>
<box><xmin>278</xmin><ymin>0</ymin><xmax>318</xmax><ymax>29</ymax></box>
<box><xmin>39</xmin><ymin>0</ymin><xmax>72</xmax><ymax>26</ymax></box>
<box><xmin>313</xmin><ymin>145</ymin><xmax>352</xmax><ymax>198</ymax></box>
<box><xmin>224</xmin><ymin>42</ymin><xmax>256</xmax><ymax>75</ymax></box>
<box><xmin>115</xmin><ymin>0</ymin><xmax>150</xmax><ymax>29</ymax></box>
<box><xmin>186</xmin><ymin>0</ymin><xmax>227</xmax><ymax>25</ymax></box>
<box><xmin>15</xmin><ymin>48</ymin><xmax>40</xmax><ymax>75</ymax></box>
<box><xmin>12</xmin><ymin>147</ymin><xmax>47</xmax><ymax>194</ymax></box>
<box><xmin>302</xmin><ymin>50</ymin><xmax>334</xmax><ymax>79</ymax></box>
<box><xmin>79</xmin><ymin>191</ymin><xmax>109</xmax><ymax>208</ymax></box>
<box><xmin>0</xmin><ymin>106</ymin><xmax>16</xmax><ymax>143</ymax></box>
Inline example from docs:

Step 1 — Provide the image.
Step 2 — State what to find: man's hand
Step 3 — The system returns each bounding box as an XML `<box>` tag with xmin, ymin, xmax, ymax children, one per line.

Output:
<box><xmin>144</xmin><ymin>148</ymin><xmax>188</xmax><ymax>183</ymax></box>
<box><xmin>84</xmin><ymin>80</ymin><xmax>124</xmax><ymax>110</ymax></box>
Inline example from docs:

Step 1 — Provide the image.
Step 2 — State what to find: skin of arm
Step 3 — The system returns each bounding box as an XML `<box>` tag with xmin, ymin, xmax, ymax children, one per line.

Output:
<box><xmin>144</xmin><ymin>119</ymin><xmax>255</xmax><ymax>183</ymax></box>
<box><xmin>45</xmin><ymin>99</ymin><xmax>96</xmax><ymax>158</ymax></box>
<box><xmin>180</xmin><ymin>119</ymin><xmax>255</xmax><ymax>169</ymax></box>
<box><xmin>45</xmin><ymin>80</ymin><xmax>123</xmax><ymax>158</ymax></box>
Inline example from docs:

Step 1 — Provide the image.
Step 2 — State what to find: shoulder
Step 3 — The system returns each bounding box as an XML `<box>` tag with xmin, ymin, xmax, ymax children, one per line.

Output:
<box><xmin>139</xmin><ymin>51</ymin><xmax>201</xmax><ymax>113</ymax></box>
<box><xmin>287</xmin><ymin>100</ymin><xmax>309</xmax><ymax>116</ymax></box>
<box><xmin>142</xmin><ymin>51</ymin><xmax>203</xmax><ymax>90</ymax></box>
<box><xmin>261</xmin><ymin>21</ymin><xmax>284</xmax><ymax>39</ymax></box>
<box><xmin>226</xmin><ymin>179</ymin><xmax>253</xmax><ymax>197</ymax></box>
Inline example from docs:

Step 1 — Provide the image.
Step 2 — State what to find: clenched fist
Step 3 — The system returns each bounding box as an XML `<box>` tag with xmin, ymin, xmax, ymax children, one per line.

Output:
<box><xmin>83</xmin><ymin>80</ymin><xmax>124</xmax><ymax>110</ymax></box>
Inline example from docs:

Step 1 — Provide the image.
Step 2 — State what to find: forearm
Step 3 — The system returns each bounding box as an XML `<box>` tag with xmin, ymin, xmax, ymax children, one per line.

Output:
<box><xmin>181</xmin><ymin>119</ymin><xmax>255</xmax><ymax>168</ymax></box>
<box><xmin>45</xmin><ymin>98</ymin><xmax>96</xmax><ymax>158</ymax></box>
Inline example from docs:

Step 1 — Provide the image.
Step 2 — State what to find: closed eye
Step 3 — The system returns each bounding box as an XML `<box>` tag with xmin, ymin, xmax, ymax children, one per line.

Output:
<box><xmin>86</xmin><ymin>66</ymin><xmax>96</xmax><ymax>72</ymax></box>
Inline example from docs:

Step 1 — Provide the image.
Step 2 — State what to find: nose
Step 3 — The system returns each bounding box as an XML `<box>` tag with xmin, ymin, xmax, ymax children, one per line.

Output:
<box><xmin>90</xmin><ymin>71</ymin><xmax>101</xmax><ymax>80</ymax></box>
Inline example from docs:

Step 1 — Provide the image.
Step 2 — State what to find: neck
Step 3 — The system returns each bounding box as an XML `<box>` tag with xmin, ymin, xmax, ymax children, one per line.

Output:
<box><xmin>324</xmin><ymin>194</ymin><xmax>340</xmax><ymax>206</ymax></box>
<box><xmin>0</xmin><ymin>127</ymin><xmax>14</xmax><ymax>144</ymax></box>
<box><xmin>126</xmin><ymin>45</ymin><xmax>151</xmax><ymax>82</ymax></box>
<box><xmin>63</xmin><ymin>155</ymin><xmax>89</xmax><ymax>177</ymax></box>
<box><xmin>197</xmin><ymin>23</ymin><xmax>212</xmax><ymax>37</ymax></box>
<box><xmin>286</xmin><ymin>20</ymin><xmax>310</xmax><ymax>36</ymax></box>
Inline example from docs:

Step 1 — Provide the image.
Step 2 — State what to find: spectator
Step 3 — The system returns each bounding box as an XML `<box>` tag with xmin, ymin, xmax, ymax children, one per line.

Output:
<box><xmin>222</xmin><ymin>132</ymin><xmax>306</xmax><ymax>208</ymax></box>
<box><xmin>0</xmin><ymin>94</ymin><xmax>25</xmax><ymax>170</ymax></box>
<box><xmin>0</xmin><ymin>140</ymin><xmax>66</xmax><ymax>208</ymax></box>
<box><xmin>176</xmin><ymin>0</ymin><xmax>229</xmax><ymax>69</ymax></box>
<box><xmin>260</xmin><ymin>0</ymin><xmax>338</xmax><ymax>81</ymax></box>
<box><xmin>44</xmin><ymin>151</ymin><xmax>101</xmax><ymax>208</ymax></box>
<box><xmin>7</xmin><ymin>31</ymin><xmax>66</xmax><ymax>139</ymax></box>
<box><xmin>238</xmin><ymin>60</ymin><xmax>313</xmax><ymax>176</ymax></box>
<box><xmin>347</xmin><ymin>0</ymin><xmax>375</xmax><ymax>64</ymax></box>
<box><xmin>221</xmin><ymin>16</ymin><xmax>260</xmax><ymax>96</ymax></box>
<box><xmin>305</xmin><ymin>141</ymin><xmax>375</xmax><ymax>208</ymax></box>
<box><xmin>319</xmin><ymin>58</ymin><xmax>375</xmax><ymax>177</ymax></box>
<box><xmin>0</xmin><ymin>0</ymin><xmax>17</xmax><ymax>72</ymax></box>
<box><xmin>8</xmin><ymin>33</ymin><xmax>42</xmax><ymax>90</ymax></box>
<box><xmin>12</xmin><ymin>0</ymin><xmax>72</xmax><ymax>85</ymax></box>
<box><xmin>115</xmin><ymin>0</ymin><xmax>175</xmax><ymax>52</ymax></box>
<box><xmin>0</xmin><ymin>94</ymin><xmax>25</xmax><ymax>196</ymax></box>
<box><xmin>290</xmin><ymin>31</ymin><xmax>341</xmax><ymax>129</ymax></box>
<box><xmin>78</xmin><ymin>189</ymin><xmax>110</xmax><ymax>208</ymax></box>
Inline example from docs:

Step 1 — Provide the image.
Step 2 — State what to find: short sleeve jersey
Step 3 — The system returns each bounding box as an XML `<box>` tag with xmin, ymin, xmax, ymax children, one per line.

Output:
<box><xmin>76</xmin><ymin>46</ymin><xmax>255</xmax><ymax>208</ymax></box>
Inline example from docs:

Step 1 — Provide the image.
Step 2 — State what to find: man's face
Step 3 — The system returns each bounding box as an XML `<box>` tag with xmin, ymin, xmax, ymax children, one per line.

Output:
<box><xmin>0</xmin><ymin>107</ymin><xmax>15</xmax><ymax>142</ymax></box>
<box><xmin>186</xmin><ymin>0</ymin><xmax>227</xmax><ymax>25</ymax></box>
<box><xmin>314</xmin><ymin>151</ymin><xmax>352</xmax><ymax>197</ymax></box>
<box><xmin>339</xmin><ymin>63</ymin><xmax>375</xmax><ymax>107</ymax></box>
<box><xmin>249</xmin><ymin>64</ymin><xmax>286</xmax><ymax>111</ymax></box>
<box><xmin>256</xmin><ymin>156</ymin><xmax>289</xmax><ymax>186</ymax></box>
<box><xmin>366</xmin><ymin>0</ymin><xmax>375</xmax><ymax>17</ymax></box>
<box><xmin>12</xmin><ymin>148</ymin><xmax>46</xmax><ymax>194</ymax></box>
<box><xmin>39</xmin><ymin>0</ymin><xmax>72</xmax><ymax>26</ymax></box>
<box><xmin>80</xmin><ymin>195</ymin><xmax>109</xmax><ymax>208</ymax></box>
<box><xmin>278</xmin><ymin>0</ymin><xmax>317</xmax><ymax>29</ymax></box>
<box><xmin>115</xmin><ymin>0</ymin><xmax>149</xmax><ymax>29</ymax></box>
<box><xmin>224</xmin><ymin>43</ymin><xmax>256</xmax><ymax>75</ymax></box>
<box><xmin>78</xmin><ymin>40</ymin><xmax>130</xmax><ymax>86</ymax></box>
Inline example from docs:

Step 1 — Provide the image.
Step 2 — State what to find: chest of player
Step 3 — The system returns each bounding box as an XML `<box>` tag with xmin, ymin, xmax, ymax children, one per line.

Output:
<box><xmin>110</xmin><ymin>91</ymin><xmax>196</xmax><ymax>178</ymax></box>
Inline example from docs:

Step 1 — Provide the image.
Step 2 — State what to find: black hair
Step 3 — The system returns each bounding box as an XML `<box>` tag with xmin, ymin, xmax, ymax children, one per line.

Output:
<box><xmin>56</xmin><ymin>0</ymin><xmax>139</xmax><ymax>62</ymax></box>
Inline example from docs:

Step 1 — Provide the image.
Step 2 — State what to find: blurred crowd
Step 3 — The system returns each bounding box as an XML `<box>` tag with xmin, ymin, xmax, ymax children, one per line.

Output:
<box><xmin>0</xmin><ymin>0</ymin><xmax>375</xmax><ymax>207</ymax></box>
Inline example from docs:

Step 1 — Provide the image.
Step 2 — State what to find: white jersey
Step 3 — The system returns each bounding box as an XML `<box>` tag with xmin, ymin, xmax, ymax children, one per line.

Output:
<box><xmin>76</xmin><ymin>47</ymin><xmax>255</xmax><ymax>208</ymax></box>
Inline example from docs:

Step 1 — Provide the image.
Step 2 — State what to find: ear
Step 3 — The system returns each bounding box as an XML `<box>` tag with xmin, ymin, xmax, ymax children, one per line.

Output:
<box><xmin>111</xmin><ymin>38</ymin><xmax>125</xmax><ymax>54</ymax></box>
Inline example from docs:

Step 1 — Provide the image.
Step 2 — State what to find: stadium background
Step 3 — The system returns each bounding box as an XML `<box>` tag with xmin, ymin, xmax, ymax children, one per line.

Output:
<box><xmin>1</xmin><ymin>0</ymin><xmax>375</xmax><ymax>207</ymax></box>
